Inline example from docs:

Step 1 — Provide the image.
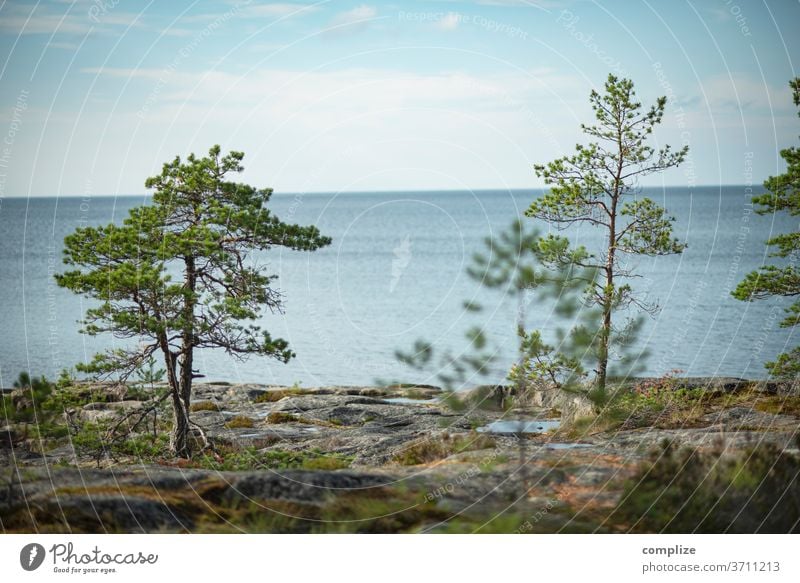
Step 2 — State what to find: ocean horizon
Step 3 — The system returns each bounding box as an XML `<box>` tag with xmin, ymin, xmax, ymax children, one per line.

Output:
<box><xmin>0</xmin><ymin>185</ymin><xmax>795</xmax><ymax>387</ymax></box>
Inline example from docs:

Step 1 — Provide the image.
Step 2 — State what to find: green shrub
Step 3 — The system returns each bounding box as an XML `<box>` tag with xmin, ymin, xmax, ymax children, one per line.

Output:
<box><xmin>116</xmin><ymin>433</ymin><xmax>170</xmax><ymax>458</ymax></box>
<box><xmin>193</xmin><ymin>447</ymin><xmax>352</xmax><ymax>471</ymax></box>
<box><xmin>611</xmin><ymin>438</ymin><xmax>800</xmax><ymax>532</ymax></box>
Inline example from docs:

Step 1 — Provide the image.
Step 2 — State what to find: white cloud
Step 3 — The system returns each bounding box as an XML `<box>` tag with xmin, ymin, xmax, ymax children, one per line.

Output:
<box><xmin>58</xmin><ymin>64</ymin><xmax>582</xmax><ymax>193</ymax></box>
<box><xmin>0</xmin><ymin>2</ymin><xmax>142</xmax><ymax>36</ymax></box>
<box><xmin>326</xmin><ymin>4</ymin><xmax>379</xmax><ymax>34</ymax></box>
<box><xmin>241</xmin><ymin>3</ymin><xmax>320</xmax><ymax>17</ymax></box>
<box><xmin>699</xmin><ymin>5</ymin><xmax>732</xmax><ymax>22</ymax></box>
<box><xmin>430</xmin><ymin>0</ymin><xmax>558</xmax><ymax>10</ymax></box>
<box><xmin>0</xmin><ymin>1</ymin><xmax>317</xmax><ymax>39</ymax></box>
<box><xmin>699</xmin><ymin>73</ymin><xmax>794</xmax><ymax>113</ymax></box>
<box><xmin>47</xmin><ymin>40</ymin><xmax>80</xmax><ymax>50</ymax></box>
<box><xmin>436</xmin><ymin>12</ymin><xmax>462</xmax><ymax>31</ymax></box>
<box><xmin>80</xmin><ymin>65</ymin><xmax>574</xmax><ymax>119</ymax></box>
<box><xmin>0</xmin><ymin>4</ymin><xmax>91</xmax><ymax>35</ymax></box>
<box><xmin>334</xmin><ymin>4</ymin><xmax>377</xmax><ymax>22</ymax></box>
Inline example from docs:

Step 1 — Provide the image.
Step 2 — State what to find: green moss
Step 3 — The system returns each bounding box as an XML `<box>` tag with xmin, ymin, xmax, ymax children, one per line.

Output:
<box><xmin>301</xmin><ymin>456</ymin><xmax>351</xmax><ymax>470</ymax></box>
<box><xmin>192</xmin><ymin>446</ymin><xmax>352</xmax><ymax>472</ymax></box>
<box><xmin>264</xmin><ymin>411</ymin><xmax>341</xmax><ymax>428</ymax></box>
<box><xmin>753</xmin><ymin>395</ymin><xmax>800</xmax><ymax>417</ymax></box>
<box><xmin>403</xmin><ymin>388</ymin><xmax>433</xmax><ymax>400</ymax></box>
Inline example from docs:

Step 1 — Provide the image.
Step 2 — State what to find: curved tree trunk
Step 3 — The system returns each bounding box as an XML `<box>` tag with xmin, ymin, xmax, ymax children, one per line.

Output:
<box><xmin>169</xmin><ymin>389</ymin><xmax>190</xmax><ymax>458</ymax></box>
<box><xmin>160</xmin><ymin>337</ymin><xmax>191</xmax><ymax>458</ymax></box>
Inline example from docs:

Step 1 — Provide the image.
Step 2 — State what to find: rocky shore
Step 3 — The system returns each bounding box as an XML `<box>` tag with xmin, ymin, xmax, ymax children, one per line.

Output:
<box><xmin>2</xmin><ymin>379</ymin><xmax>799</xmax><ymax>533</ymax></box>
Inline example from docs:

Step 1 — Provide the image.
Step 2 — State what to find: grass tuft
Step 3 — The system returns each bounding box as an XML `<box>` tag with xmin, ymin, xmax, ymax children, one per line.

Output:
<box><xmin>190</xmin><ymin>401</ymin><xmax>220</xmax><ymax>412</ymax></box>
<box><xmin>225</xmin><ymin>415</ymin><xmax>255</xmax><ymax>429</ymax></box>
<box><xmin>392</xmin><ymin>432</ymin><xmax>496</xmax><ymax>466</ymax></box>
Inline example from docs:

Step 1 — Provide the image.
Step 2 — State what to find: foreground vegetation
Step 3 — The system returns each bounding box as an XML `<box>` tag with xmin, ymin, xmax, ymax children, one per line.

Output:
<box><xmin>2</xmin><ymin>369</ymin><xmax>798</xmax><ymax>533</ymax></box>
<box><xmin>561</xmin><ymin>374</ymin><xmax>800</xmax><ymax>437</ymax></box>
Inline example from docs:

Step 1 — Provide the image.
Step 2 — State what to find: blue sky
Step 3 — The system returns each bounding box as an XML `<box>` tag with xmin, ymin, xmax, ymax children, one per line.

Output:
<box><xmin>0</xmin><ymin>0</ymin><xmax>798</xmax><ymax>196</ymax></box>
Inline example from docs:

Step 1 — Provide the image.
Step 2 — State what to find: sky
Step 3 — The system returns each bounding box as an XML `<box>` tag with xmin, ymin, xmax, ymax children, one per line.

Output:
<box><xmin>0</xmin><ymin>0</ymin><xmax>798</xmax><ymax>197</ymax></box>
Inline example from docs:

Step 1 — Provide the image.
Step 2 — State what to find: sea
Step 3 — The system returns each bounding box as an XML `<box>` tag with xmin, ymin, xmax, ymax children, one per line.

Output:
<box><xmin>0</xmin><ymin>186</ymin><xmax>796</xmax><ymax>388</ymax></box>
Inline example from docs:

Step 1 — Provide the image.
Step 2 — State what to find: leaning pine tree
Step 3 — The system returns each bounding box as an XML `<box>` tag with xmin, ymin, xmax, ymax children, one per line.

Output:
<box><xmin>733</xmin><ymin>78</ymin><xmax>800</xmax><ymax>378</ymax></box>
<box><xmin>56</xmin><ymin>145</ymin><xmax>331</xmax><ymax>457</ymax></box>
<box><xmin>525</xmin><ymin>74</ymin><xmax>688</xmax><ymax>398</ymax></box>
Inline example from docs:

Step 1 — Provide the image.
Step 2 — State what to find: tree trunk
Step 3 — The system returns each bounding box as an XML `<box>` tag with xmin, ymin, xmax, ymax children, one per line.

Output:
<box><xmin>160</xmin><ymin>338</ymin><xmax>191</xmax><ymax>458</ymax></box>
<box><xmin>169</xmin><ymin>388</ymin><xmax>190</xmax><ymax>458</ymax></box>
<box><xmin>176</xmin><ymin>254</ymin><xmax>197</xmax><ymax>457</ymax></box>
<box><xmin>597</xmin><ymin>215</ymin><xmax>616</xmax><ymax>399</ymax></box>
<box><xmin>598</xmin><ymin>114</ymin><xmax>624</xmax><ymax>400</ymax></box>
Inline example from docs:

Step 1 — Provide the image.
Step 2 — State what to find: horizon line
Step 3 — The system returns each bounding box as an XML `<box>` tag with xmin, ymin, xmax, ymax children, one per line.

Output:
<box><xmin>0</xmin><ymin>184</ymin><xmax>764</xmax><ymax>199</ymax></box>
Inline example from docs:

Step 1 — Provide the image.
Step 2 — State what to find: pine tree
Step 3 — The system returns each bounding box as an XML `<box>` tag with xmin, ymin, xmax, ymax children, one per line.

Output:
<box><xmin>526</xmin><ymin>74</ymin><xmax>688</xmax><ymax>397</ymax></box>
<box><xmin>56</xmin><ymin>146</ymin><xmax>331</xmax><ymax>457</ymax></box>
<box><xmin>732</xmin><ymin>78</ymin><xmax>800</xmax><ymax>378</ymax></box>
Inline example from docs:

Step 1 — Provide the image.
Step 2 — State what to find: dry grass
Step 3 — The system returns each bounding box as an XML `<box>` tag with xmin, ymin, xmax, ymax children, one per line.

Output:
<box><xmin>190</xmin><ymin>401</ymin><xmax>220</xmax><ymax>412</ymax></box>
<box><xmin>392</xmin><ymin>432</ymin><xmax>496</xmax><ymax>466</ymax></box>
<box><xmin>753</xmin><ymin>395</ymin><xmax>800</xmax><ymax>417</ymax></box>
<box><xmin>254</xmin><ymin>389</ymin><xmax>306</xmax><ymax>403</ymax></box>
<box><xmin>266</xmin><ymin>412</ymin><xmax>299</xmax><ymax>424</ymax></box>
<box><xmin>225</xmin><ymin>415</ymin><xmax>255</xmax><ymax>429</ymax></box>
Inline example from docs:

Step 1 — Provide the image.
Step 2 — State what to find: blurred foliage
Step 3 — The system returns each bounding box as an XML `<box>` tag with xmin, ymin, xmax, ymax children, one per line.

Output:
<box><xmin>612</xmin><ymin>437</ymin><xmax>800</xmax><ymax>533</ymax></box>
<box><xmin>396</xmin><ymin>219</ymin><xmax>646</xmax><ymax>409</ymax></box>
<box><xmin>191</xmin><ymin>446</ymin><xmax>352</xmax><ymax>472</ymax></box>
<box><xmin>733</xmin><ymin>78</ymin><xmax>800</xmax><ymax>378</ymax></box>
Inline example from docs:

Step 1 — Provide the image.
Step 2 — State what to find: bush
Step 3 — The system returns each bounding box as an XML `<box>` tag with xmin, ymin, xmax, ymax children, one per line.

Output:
<box><xmin>611</xmin><ymin>438</ymin><xmax>800</xmax><ymax>532</ymax></box>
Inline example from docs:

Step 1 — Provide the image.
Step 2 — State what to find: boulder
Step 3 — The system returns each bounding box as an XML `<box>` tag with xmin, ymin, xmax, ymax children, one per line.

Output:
<box><xmin>0</xmin><ymin>426</ymin><xmax>20</xmax><ymax>448</ymax></box>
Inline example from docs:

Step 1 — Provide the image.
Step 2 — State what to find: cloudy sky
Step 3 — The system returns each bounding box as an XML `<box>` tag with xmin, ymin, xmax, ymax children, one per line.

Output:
<box><xmin>0</xmin><ymin>0</ymin><xmax>798</xmax><ymax>196</ymax></box>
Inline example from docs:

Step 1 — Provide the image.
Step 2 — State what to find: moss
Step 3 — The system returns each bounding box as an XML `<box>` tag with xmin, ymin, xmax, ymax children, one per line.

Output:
<box><xmin>301</xmin><ymin>456</ymin><xmax>351</xmax><ymax>470</ymax></box>
<box><xmin>264</xmin><ymin>411</ymin><xmax>342</xmax><ymax>428</ymax></box>
<box><xmin>225</xmin><ymin>415</ymin><xmax>255</xmax><ymax>429</ymax></box>
<box><xmin>316</xmin><ymin>487</ymin><xmax>447</xmax><ymax>533</ymax></box>
<box><xmin>403</xmin><ymin>388</ymin><xmax>434</xmax><ymax>400</ymax></box>
<box><xmin>753</xmin><ymin>395</ymin><xmax>800</xmax><ymax>417</ymax></box>
<box><xmin>190</xmin><ymin>400</ymin><xmax>220</xmax><ymax>412</ymax></box>
<box><xmin>191</xmin><ymin>446</ymin><xmax>352</xmax><ymax>472</ymax></box>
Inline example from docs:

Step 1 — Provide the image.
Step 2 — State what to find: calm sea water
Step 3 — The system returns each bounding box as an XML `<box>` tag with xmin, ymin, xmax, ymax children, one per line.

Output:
<box><xmin>0</xmin><ymin>187</ymin><xmax>796</xmax><ymax>387</ymax></box>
